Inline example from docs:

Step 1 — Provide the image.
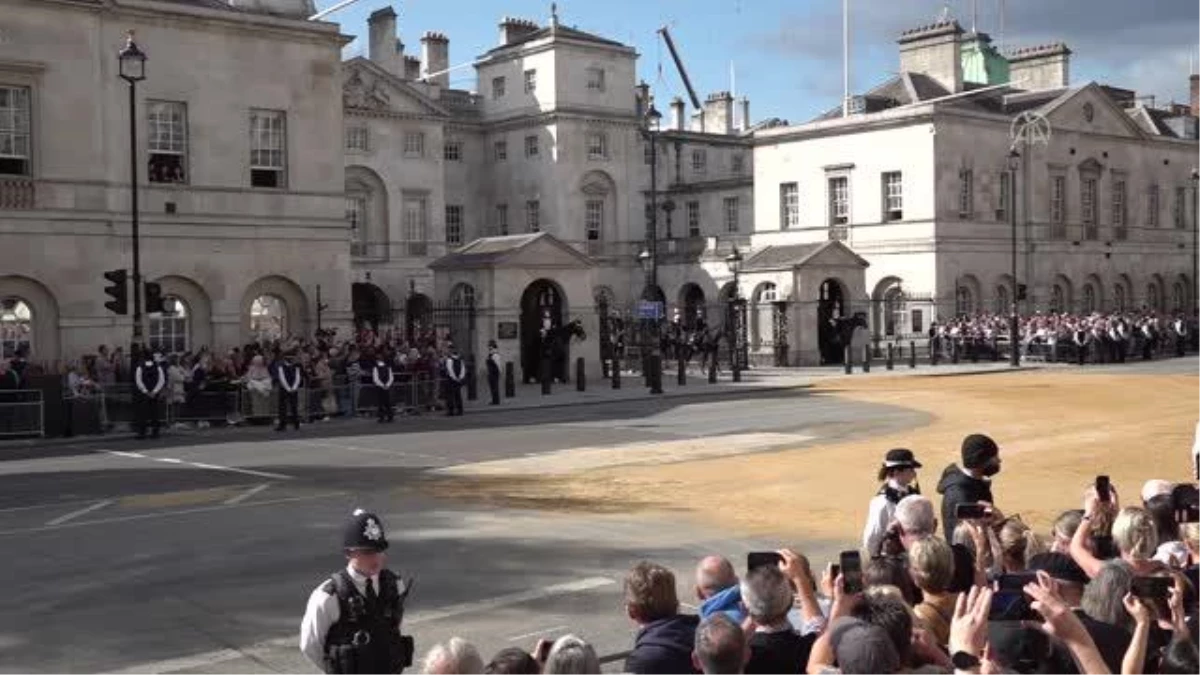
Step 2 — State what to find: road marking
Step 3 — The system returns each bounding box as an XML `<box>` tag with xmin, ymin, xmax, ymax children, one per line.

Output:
<box><xmin>223</xmin><ymin>483</ymin><xmax>271</xmax><ymax>506</ymax></box>
<box><xmin>0</xmin><ymin>492</ymin><xmax>346</xmax><ymax>537</ymax></box>
<box><xmin>507</xmin><ymin>624</ymin><xmax>568</xmax><ymax>641</ymax></box>
<box><xmin>0</xmin><ymin>498</ymin><xmax>101</xmax><ymax>514</ymax></box>
<box><xmin>109</xmin><ymin>576</ymin><xmax>616</xmax><ymax>674</ymax></box>
<box><xmin>95</xmin><ymin>449</ymin><xmax>292</xmax><ymax>480</ymax></box>
<box><xmin>46</xmin><ymin>499</ymin><xmax>114</xmax><ymax>526</ymax></box>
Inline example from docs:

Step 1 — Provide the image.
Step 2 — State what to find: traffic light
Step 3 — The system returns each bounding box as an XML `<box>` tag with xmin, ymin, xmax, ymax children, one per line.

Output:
<box><xmin>144</xmin><ymin>281</ymin><xmax>164</xmax><ymax>314</ymax></box>
<box><xmin>1017</xmin><ymin>283</ymin><xmax>1028</xmax><ymax>301</ymax></box>
<box><xmin>103</xmin><ymin>269</ymin><xmax>128</xmax><ymax>315</ymax></box>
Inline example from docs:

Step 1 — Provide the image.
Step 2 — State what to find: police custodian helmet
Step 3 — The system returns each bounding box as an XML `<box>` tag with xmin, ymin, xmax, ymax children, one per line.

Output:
<box><xmin>342</xmin><ymin>508</ymin><xmax>389</xmax><ymax>552</ymax></box>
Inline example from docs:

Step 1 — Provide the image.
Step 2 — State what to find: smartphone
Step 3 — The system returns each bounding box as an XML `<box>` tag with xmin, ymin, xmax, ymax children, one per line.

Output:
<box><xmin>747</xmin><ymin>552</ymin><xmax>783</xmax><ymax>572</ymax></box>
<box><xmin>995</xmin><ymin>572</ymin><xmax>1039</xmax><ymax>592</ymax></box>
<box><xmin>956</xmin><ymin>503</ymin><xmax>988</xmax><ymax>520</ymax></box>
<box><xmin>1130</xmin><ymin>576</ymin><xmax>1172</xmax><ymax>600</ymax></box>
<box><xmin>988</xmin><ymin>589</ymin><xmax>1039</xmax><ymax>621</ymax></box>
<box><xmin>1096</xmin><ymin>475</ymin><xmax>1111</xmax><ymax>504</ymax></box>
<box><xmin>840</xmin><ymin>551</ymin><xmax>863</xmax><ymax>595</ymax></box>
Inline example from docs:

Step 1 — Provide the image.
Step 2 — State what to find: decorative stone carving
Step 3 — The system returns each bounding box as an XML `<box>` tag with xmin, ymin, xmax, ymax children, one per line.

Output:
<box><xmin>343</xmin><ymin>70</ymin><xmax>390</xmax><ymax>111</ymax></box>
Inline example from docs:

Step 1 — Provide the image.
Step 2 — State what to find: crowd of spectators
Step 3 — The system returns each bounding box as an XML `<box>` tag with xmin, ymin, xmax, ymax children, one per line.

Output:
<box><xmin>406</xmin><ymin>435</ymin><xmax>1198</xmax><ymax>675</ymax></box>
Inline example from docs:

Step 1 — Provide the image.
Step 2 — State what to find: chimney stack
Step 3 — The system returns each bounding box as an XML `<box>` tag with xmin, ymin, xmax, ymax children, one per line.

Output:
<box><xmin>420</xmin><ymin>32</ymin><xmax>449</xmax><ymax>87</ymax></box>
<box><xmin>703</xmin><ymin>91</ymin><xmax>734</xmax><ymax>135</ymax></box>
<box><xmin>498</xmin><ymin>17</ymin><xmax>540</xmax><ymax>46</ymax></box>
<box><xmin>739</xmin><ymin>97</ymin><xmax>750</xmax><ymax>131</ymax></box>
<box><xmin>670</xmin><ymin>97</ymin><xmax>685</xmax><ymax>131</ymax></box>
<box><xmin>897</xmin><ymin>19</ymin><xmax>964</xmax><ymax>93</ymax></box>
<box><xmin>1190</xmin><ymin>74</ymin><xmax>1198</xmax><ymax>116</ymax></box>
<box><xmin>404</xmin><ymin>55</ymin><xmax>421</xmax><ymax>81</ymax></box>
<box><xmin>1006</xmin><ymin>43</ymin><xmax>1071</xmax><ymax>90</ymax></box>
<box><xmin>368</xmin><ymin>7</ymin><xmax>402</xmax><ymax>77</ymax></box>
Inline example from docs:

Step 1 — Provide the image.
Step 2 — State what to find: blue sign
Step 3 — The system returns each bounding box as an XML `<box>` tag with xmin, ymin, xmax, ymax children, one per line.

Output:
<box><xmin>637</xmin><ymin>301</ymin><xmax>664</xmax><ymax>320</ymax></box>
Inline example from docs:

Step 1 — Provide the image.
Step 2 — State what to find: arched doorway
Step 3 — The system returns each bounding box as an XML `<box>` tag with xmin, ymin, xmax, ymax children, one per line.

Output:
<box><xmin>352</xmin><ymin>282</ymin><xmax>391</xmax><ymax>332</ymax></box>
<box><xmin>679</xmin><ymin>283</ymin><xmax>706</xmax><ymax>330</ymax></box>
<box><xmin>148</xmin><ymin>295</ymin><xmax>189</xmax><ymax>355</ymax></box>
<box><xmin>817</xmin><ymin>278</ymin><xmax>846</xmax><ymax>365</ymax></box>
<box><xmin>405</xmin><ymin>293</ymin><xmax>433</xmax><ymax>345</ymax></box>
<box><xmin>0</xmin><ymin>297</ymin><xmax>32</xmax><ymax>359</ymax></box>
<box><xmin>520</xmin><ymin>279</ymin><xmax>566</xmax><ymax>383</ymax></box>
<box><xmin>249</xmin><ymin>294</ymin><xmax>287</xmax><ymax>341</ymax></box>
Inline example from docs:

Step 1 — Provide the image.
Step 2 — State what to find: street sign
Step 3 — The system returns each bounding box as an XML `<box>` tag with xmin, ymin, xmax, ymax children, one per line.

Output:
<box><xmin>637</xmin><ymin>300</ymin><xmax>664</xmax><ymax>320</ymax></box>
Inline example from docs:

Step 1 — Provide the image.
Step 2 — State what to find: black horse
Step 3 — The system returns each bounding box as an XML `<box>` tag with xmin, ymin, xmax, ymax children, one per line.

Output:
<box><xmin>824</xmin><ymin>313</ymin><xmax>868</xmax><ymax>363</ymax></box>
<box><xmin>540</xmin><ymin>319</ymin><xmax>587</xmax><ymax>383</ymax></box>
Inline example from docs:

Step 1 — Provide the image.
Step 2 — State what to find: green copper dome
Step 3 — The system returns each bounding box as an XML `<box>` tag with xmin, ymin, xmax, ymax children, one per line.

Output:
<box><xmin>961</xmin><ymin>33</ymin><xmax>1010</xmax><ymax>86</ymax></box>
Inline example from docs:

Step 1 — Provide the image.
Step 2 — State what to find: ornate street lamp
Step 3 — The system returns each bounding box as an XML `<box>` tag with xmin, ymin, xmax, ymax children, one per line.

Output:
<box><xmin>1007</xmin><ymin>147</ymin><xmax>1021</xmax><ymax>366</ymax></box>
<box><xmin>724</xmin><ymin>245</ymin><xmax>745</xmax><ymax>381</ymax></box>
<box><xmin>118</xmin><ymin>31</ymin><xmax>147</xmax><ymax>356</ymax></box>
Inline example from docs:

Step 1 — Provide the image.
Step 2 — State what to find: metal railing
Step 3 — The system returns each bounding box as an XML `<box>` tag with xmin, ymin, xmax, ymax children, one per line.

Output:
<box><xmin>0</xmin><ymin>389</ymin><xmax>44</xmax><ymax>437</ymax></box>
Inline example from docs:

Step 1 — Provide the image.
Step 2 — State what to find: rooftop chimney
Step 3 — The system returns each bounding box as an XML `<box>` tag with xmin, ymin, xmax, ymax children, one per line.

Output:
<box><xmin>499</xmin><ymin>17</ymin><xmax>540</xmax><ymax>46</ymax></box>
<box><xmin>1007</xmin><ymin>43</ymin><xmax>1071</xmax><ymax>90</ymax></box>
<box><xmin>1190</xmin><ymin>74</ymin><xmax>1198</xmax><ymax>116</ymax></box>
<box><xmin>368</xmin><ymin>7</ymin><xmax>403</xmax><ymax>77</ymax></box>
<box><xmin>703</xmin><ymin>91</ymin><xmax>734</xmax><ymax>135</ymax></box>
<box><xmin>897</xmin><ymin>20</ymin><xmax>964</xmax><ymax>93</ymax></box>
<box><xmin>404</xmin><ymin>55</ymin><xmax>421</xmax><ymax>81</ymax></box>
<box><xmin>420</xmin><ymin>32</ymin><xmax>449</xmax><ymax>87</ymax></box>
<box><xmin>670</xmin><ymin>97</ymin><xmax>685</xmax><ymax>131</ymax></box>
<box><xmin>739</xmin><ymin>97</ymin><xmax>750</xmax><ymax>132</ymax></box>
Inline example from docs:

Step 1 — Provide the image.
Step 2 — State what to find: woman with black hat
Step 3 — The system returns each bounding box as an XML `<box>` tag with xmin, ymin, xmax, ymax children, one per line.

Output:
<box><xmin>862</xmin><ymin>448</ymin><xmax>923</xmax><ymax>557</ymax></box>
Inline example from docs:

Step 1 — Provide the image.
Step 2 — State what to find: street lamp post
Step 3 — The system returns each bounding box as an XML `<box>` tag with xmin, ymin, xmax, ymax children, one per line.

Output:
<box><xmin>1007</xmin><ymin>148</ymin><xmax>1021</xmax><ymax>367</ymax></box>
<box><xmin>725</xmin><ymin>245</ymin><xmax>744</xmax><ymax>382</ymax></box>
<box><xmin>119</xmin><ymin>31</ymin><xmax>147</xmax><ymax>354</ymax></box>
<box><xmin>640</xmin><ymin>104</ymin><xmax>664</xmax><ymax>394</ymax></box>
<box><xmin>1192</xmin><ymin>168</ymin><xmax>1198</xmax><ymax>314</ymax></box>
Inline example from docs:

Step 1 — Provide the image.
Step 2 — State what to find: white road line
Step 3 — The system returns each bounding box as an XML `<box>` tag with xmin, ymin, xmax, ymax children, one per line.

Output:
<box><xmin>0</xmin><ymin>498</ymin><xmax>101</xmax><ymax>514</ymax></box>
<box><xmin>102</xmin><ymin>450</ymin><xmax>145</xmax><ymax>459</ymax></box>
<box><xmin>91</xmin><ymin>448</ymin><xmax>293</xmax><ymax>480</ymax></box>
<box><xmin>157</xmin><ymin>458</ymin><xmax>184</xmax><ymax>464</ymax></box>
<box><xmin>222</xmin><ymin>483</ymin><xmax>271</xmax><ymax>506</ymax></box>
<box><xmin>0</xmin><ymin>492</ymin><xmax>346</xmax><ymax>537</ymax></box>
<box><xmin>507</xmin><ymin>624</ymin><xmax>569</xmax><ymax>642</ymax></box>
<box><xmin>45</xmin><ymin>499</ymin><xmax>114</xmax><ymax>526</ymax></box>
<box><xmin>109</xmin><ymin>576</ymin><xmax>616</xmax><ymax>675</ymax></box>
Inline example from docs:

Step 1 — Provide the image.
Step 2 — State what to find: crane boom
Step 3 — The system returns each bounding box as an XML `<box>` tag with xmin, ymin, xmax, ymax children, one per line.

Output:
<box><xmin>657</xmin><ymin>26</ymin><xmax>701</xmax><ymax>110</ymax></box>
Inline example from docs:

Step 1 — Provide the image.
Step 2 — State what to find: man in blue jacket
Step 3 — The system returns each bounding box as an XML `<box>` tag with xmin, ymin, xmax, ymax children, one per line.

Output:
<box><xmin>694</xmin><ymin>556</ymin><xmax>745</xmax><ymax>625</ymax></box>
<box><xmin>623</xmin><ymin>562</ymin><xmax>700</xmax><ymax>674</ymax></box>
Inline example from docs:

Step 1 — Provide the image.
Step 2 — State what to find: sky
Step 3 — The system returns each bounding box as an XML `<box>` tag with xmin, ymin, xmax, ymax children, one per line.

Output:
<box><xmin>314</xmin><ymin>0</ymin><xmax>1200</xmax><ymax>123</ymax></box>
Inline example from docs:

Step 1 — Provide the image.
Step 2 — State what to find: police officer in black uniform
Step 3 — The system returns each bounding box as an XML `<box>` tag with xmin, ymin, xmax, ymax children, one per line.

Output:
<box><xmin>372</xmin><ymin>357</ymin><xmax>394</xmax><ymax>423</ymax></box>
<box><xmin>443</xmin><ymin>347</ymin><xmax>466</xmax><ymax>416</ymax></box>
<box><xmin>133</xmin><ymin>348</ymin><xmax>166</xmax><ymax>439</ymax></box>
<box><xmin>275</xmin><ymin>351</ymin><xmax>303</xmax><ymax>431</ymax></box>
<box><xmin>485</xmin><ymin>340</ymin><xmax>501</xmax><ymax>405</ymax></box>
<box><xmin>300</xmin><ymin>509</ymin><xmax>415</xmax><ymax>674</ymax></box>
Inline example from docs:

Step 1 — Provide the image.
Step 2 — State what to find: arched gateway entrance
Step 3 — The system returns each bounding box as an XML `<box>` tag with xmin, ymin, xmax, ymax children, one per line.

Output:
<box><xmin>817</xmin><ymin>278</ymin><xmax>847</xmax><ymax>365</ymax></box>
<box><xmin>520</xmin><ymin>279</ymin><xmax>566</xmax><ymax>383</ymax></box>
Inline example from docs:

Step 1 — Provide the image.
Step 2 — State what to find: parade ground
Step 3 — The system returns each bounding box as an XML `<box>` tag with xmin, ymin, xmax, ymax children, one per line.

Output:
<box><xmin>0</xmin><ymin>358</ymin><xmax>1194</xmax><ymax>673</ymax></box>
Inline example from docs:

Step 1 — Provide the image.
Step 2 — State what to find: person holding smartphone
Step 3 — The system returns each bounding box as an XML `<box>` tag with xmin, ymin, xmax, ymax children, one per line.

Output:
<box><xmin>937</xmin><ymin>433</ymin><xmax>1002</xmax><ymax>540</ymax></box>
<box><xmin>862</xmin><ymin>448</ymin><xmax>923</xmax><ymax>557</ymax></box>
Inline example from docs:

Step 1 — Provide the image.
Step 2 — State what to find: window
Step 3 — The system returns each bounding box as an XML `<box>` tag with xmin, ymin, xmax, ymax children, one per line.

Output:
<box><xmin>731</xmin><ymin>154</ymin><xmax>745</xmax><ymax>175</ymax></box>
<box><xmin>884</xmin><ymin>287</ymin><xmax>904</xmax><ymax>337</ymax></box>
<box><xmin>493</xmin><ymin>139</ymin><xmax>507</xmax><ymax>161</ymax></box>
<box><xmin>1081</xmin><ymin>177</ymin><xmax>1097</xmax><ymax>239</ymax></box>
<box><xmin>450</xmin><ymin>283</ymin><xmax>475</xmax><ymax>308</ymax></box>
<box><xmin>445</xmin><ymin>205</ymin><xmax>463</xmax><ymax>246</ymax></box>
<box><xmin>780</xmin><ymin>182</ymin><xmax>799</xmax><ymax>230</ymax></box>
<box><xmin>1082</xmin><ymin>285</ymin><xmax>1096</xmax><ymax>314</ymax></box>
<box><xmin>1114</xmin><ymin>284</ymin><xmax>1126</xmax><ymax>311</ymax></box>
<box><xmin>0</xmin><ymin>297</ymin><xmax>31</xmax><ymax>358</ymax></box>
<box><xmin>524</xmin><ymin>69</ymin><xmax>537</xmax><ymax>94</ymax></box>
<box><xmin>443</xmin><ymin>140</ymin><xmax>462</xmax><ymax>161</ymax></box>
<box><xmin>1050</xmin><ymin>175</ymin><xmax>1066</xmax><ymax>229</ymax></box>
<box><xmin>1147</xmin><ymin>283</ymin><xmax>1161</xmax><ymax>312</ymax></box>
<box><xmin>526</xmin><ymin>200</ymin><xmax>540</xmax><ymax>233</ymax></box>
<box><xmin>586</xmin><ymin>132</ymin><xmax>607</xmax><ymax>160</ymax></box>
<box><xmin>1147</xmin><ymin>185</ymin><xmax>1159</xmax><ymax>227</ymax></box>
<box><xmin>147</xmin><ymin>101</ymin><xmax>187</xmax><ymax>184</ymax></box>
<box><xmin>586</xmin><ymin>67</ymin><xmax>605</xmax><ymax>91</ymax></box>
<box><xmin>958</xmin><ymin>169</ymin><xmax>973</xmax><ymax>218</ymax></box>
<box><xmin>643</xmin><ymin>202</ymin><xmax>655</xmax><ymax>240</ymax></box>
<box><xmin>723</xmin><ymin>196</ymin><xmax>739</xmax><ymax>233</ymax></box>
<box><xmin>249</xmin><ymin>109</ymin><xmax>286</xmax><ymax>188</ymax></box>
<box><xmin>0</xmin><ymin>86</ymin><xmax>30</xmax><ymax>175</ymax></box>
<box><xmin>910</xmin><ymin>308</ymin><xmax>924</xmax><ymax>335</ymax></box>
<box><xmin>1112</xmin><ymin>180</ymin><xmax>1127</xmax><ymax>240</ymax></box>
<box><xmin>1050</xmin><ymin>286</ymin><xmax>1065</xmax><ymax>313</ymax></box>
<box><xmin>250</xmin><ymin>295</ymin><xmax>286</xmax><ymax>341</ymax></box>
<box><xmin>997</xmin><ymin>172</ymin><xmax>1010</xmax><ymax>222</ymax></box>
<box><xmin>882</xmin><ymin>171</ymin><xmax>902</xmax><ymax>221</ymax></box>
<box><xmin>495</xmin><ymin>204</ymin><xmax>509</xmax><ymax>236</ymax></box>
<box><xmin>692</xmin><ymin>149</ymin><xmax>707</xmax><ymax>175</ymax></box>
<box><xmin>347</xmin><ymin>195</ymin><xmax>368</xmax><ymax>256</ymax></box>
<box><xmin>345</xmin><ymin>126</ymin><xmax>368</xmax><ymax>152</ymax></box>
<box><xmin>585</xmin><ymin>199</ymin><xmax>603</xmax><ymax>240</ymax></box>
<box><xmin>1175</xmin><ymin>186</ymin><xmax>1187</xmax><ymax>229</ymax></box>
<box><xmin>403</xmin><ymin>195</ymin><xmax>428</xmax><ymax>255</ymax></box>
<box><xmin>994</xmin><ymin>285</ymin><xmax>1009</xmax><ymax>315</ymax></box>
<box><xmin>403</xmin><ymin>132</ymin><xmax>425</xmax><ymax>158</ymax></box>
<box><xmin>687</xmin><ymin>200</ymin><xmax>701</xmax><ymax>237</ymax></box>
<box><xmin>828</xmin><ymin>176</ymin><xmax>849</xmax><ymax>225</ymax></box>
<box><xmin>1173</xmin><ymin>282</ymin><xmax>1186</xmax><ymax>312</ymax></box>
<box><xmin>148</xmin><ymin>296</ymin><xmax>188</xmax><ymax>355</ymax></box>
<box><xmin>525</xmin><ymin>134</ymin><xmax>539</xmax><ymax>158</ymax></box>
<box><xmin>492</xmin><ymin>76</ymin><xmax>506</xmax><ymax>99</ymax></box>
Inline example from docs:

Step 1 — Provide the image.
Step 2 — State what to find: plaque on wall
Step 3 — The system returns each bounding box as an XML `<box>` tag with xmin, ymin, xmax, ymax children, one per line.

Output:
<box><xmin>497</xmin><ymin>322</ymin><xmax>518</xmax><ymax>340</ymax></box>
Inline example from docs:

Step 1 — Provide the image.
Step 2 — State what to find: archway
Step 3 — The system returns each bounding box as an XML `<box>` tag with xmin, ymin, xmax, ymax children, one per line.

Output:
<box><xmin>871</xmin><ymin>277</ymin><xmax>903</xmax><ymax>340</ymax></box>
<box><xmin>0</xmin><ymin>275</ymin><xmax>60</xmax><ymax>360</ymax></box>
<box><xmin>1082</xmin><ymin>275</ymin><xmax>1104</xmax><ymax>314</ymax></box>
<box><xmin>148</xmin><ymin>295</ymin><xmax>189</xmax><ymax>355</ymax></box>
<box><xmin>818</xmin><ymin>278</ymin><xmax>847</xmax><ymax>365</ymax></box>
<box><xmin>154</xmin><ymin>275</ymin><xmax>212</xmax><ymax>351</ymax></box>
<box><xmin>1172</xmin><ymin>275</ymin><xmax>1189</xmax><ymax>313</ymax></box>
<box><xmin>242</xmin><ymin>275</ymin><xmax>307</xmax><ymax>342</ymax></box>
<box><xmin>0</xmin><ymin>298</ymin><xmax>32</xmax><ymax>359</ymax></box>
<box><xmin>955</xmin><ymin>275</ymin><xmax>981</xmax><ymax>316</ymax></box>
<box><xmin>520</xmin><ymin>279</ymin><xmax>567</xmax><ymax>383</ymax></box>
<box><xmin>750</xmin><ymin>282</ymin><xmax>778</xmax><ymax>349</ymax></box>
<box><xmin>352</xmin><ymin>282</ymin><xmax>391</xmax><ymax>332</ymax></box>
<box><xmin>1114</xmin><ymin>274</ymin><xmax>1133</xmax><ymax>313</ymax></box>
<box><xmin>1050</xmin><ymin>275</ymin><xmax>1073</xmax><ymax>314</ymax></box>
<box><xmin>346</xmin><ymin>165</ymin><xmax>389</xmax><ymax>258</ymax></box>
<box><xmin>249</xmin><ymin>295</ymin><xmax>287</xmax><ymax>341</ymax></box>
<box><xmin>405</xmin><ymin>293</ymin><xmax>433</xmax><ymax>345</ymax></box>
<box><xmin>678</xmin><ymin>283</ymin><xmax>706</xmax><ymax>330</ymax></box>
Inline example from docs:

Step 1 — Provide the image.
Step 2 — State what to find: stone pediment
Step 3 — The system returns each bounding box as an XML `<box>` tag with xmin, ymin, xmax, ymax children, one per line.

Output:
<box><xmin>430</xmin><ymin>233</ymin><xmax>595</xmax><ymax>270</ymax></box>
<box><xmin>343</xmin><ymin>59</ymin><xmax>448</xmax><ymax>117</ymax></box>
<box><xmin>743</xmin><ymin>240</ymin><xmax>868</xmax><ymax>272</ymax></box>
<box><xmin>1039</xmin><ymin>83</ymin><xmax>1144</xmax><ymax>140</ymax></box>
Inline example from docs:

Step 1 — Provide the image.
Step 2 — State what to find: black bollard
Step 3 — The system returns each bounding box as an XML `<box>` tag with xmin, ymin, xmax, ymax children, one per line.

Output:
<box><xmin>677</xmin><ymin>358</ymin><xmax>686</xmax><ymax>386</ymax></box>
<box><xmin>886</xmin><ymin>343</ymin><xmax>894</xmax><ymax>370</ymax></box>
<box><xmin>863</xmin><ymin>345</ymin><xmax>871</xmax><ymax>373</ymax></box>
<box><xmin>951</xmin><ymin>341</ymin><xmax>960</xmax><ymax>364</ymax></box>
<box><xmin>612</xmin><ymin>354</ymin><xmax>621</xmax><ymax>389</ymax></box>
<box><xmin>540</xmin><ymin>357</ymin><xmax>552</xmax><ymax>395</ymax></box>
<box><xmin>971</xmin><ymin>341</ymin><xmax>979</xmax><ymax>363</ymax></box>
<box><xmin>707</xmin><ymin>358</ymin><xmax>717</xmax><ymax>384</ymax></box>
<box><xmin>504</xmin><ymin>362</ymin><xmax>516</xmax><ymax>398</ymax></box>
<box><xmin>844</xmin><ymin>345</ymin><xmax>853</xmax><ymax>374</ymax></box>
<box><xmin>576</xmin><ymin>357</ymin><xmax>585</xmax><ymax>392</ymax></box>
<box><xmin>466</xmin><ymin>356</ymin><xmax>478</xmax><ymax>401</ymax></box>
<box><xmin>601</xmin><ymin>354</ymin><xmax>609</xmax><ymax>379</ymax></box>
<box><xmin>909</xmin><ymin>341</ymin><xmax>917</xmax><ymax>369</ymax></box>
<box><xmin>931</xmin><ymin>341</ymin><xmax>940</xmax><ymax>366</ymax></box>
<box><xmin>992</xmin><ymin>337</ymin><xmax>1000</xmax><ymax>362</ymax></box>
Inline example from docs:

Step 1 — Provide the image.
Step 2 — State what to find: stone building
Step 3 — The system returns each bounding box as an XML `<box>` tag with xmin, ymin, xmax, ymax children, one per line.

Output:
<box><xmin>0</xmin><ymin>0</ymin><xmax>349</xmax><ymax>362</ymax></box>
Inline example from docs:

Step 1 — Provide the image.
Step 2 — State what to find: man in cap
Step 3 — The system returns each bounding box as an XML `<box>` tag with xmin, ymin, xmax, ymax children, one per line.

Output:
<box><xmin>862</xmin><ymin>448</ymin><xmax>922</xmax><ymax>557</ymax></box>
<box><xmin>936</xmin><ymin>433</ymin><xmax>1001</xmax><ymax>540</ymax></box>
<box><xmin>300</xmin><ymin>509</ymin><xmax>415</xmax><ymax>673</ymax></box>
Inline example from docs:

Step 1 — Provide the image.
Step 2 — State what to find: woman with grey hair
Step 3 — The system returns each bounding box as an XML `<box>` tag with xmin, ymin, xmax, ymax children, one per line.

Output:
<box><xmin>1071</xmin><ymin>483</ymin><xmax>1161</xmax><ymax>578</ymax></box>
<box><xmin>740</xmin><ymin>566</ymin><xmax>813</xmax><ymax>673</ymax></box>
<box><xmin>542</xmin><ymin>634</ymin><xmax>600</xmax><ymax>674</ymax></box>
<box><xmin>422</xmin><ymin>637</ymin><xmax>485</xmax><ymax>674</ymax></box>
<box><xmin>1081</xmin><ymin>559</ymin><xmax>1135</xmax><ymax>631</ymax></box>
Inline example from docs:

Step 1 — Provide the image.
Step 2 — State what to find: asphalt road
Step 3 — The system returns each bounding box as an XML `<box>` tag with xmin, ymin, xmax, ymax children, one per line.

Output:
<box><xmin>0</xmin><ymin>385</ymin><xmax>931</xmax><ymax>673</ymax></box>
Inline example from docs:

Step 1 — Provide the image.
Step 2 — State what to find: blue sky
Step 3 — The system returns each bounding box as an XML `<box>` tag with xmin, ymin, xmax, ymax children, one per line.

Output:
<box><xmin>316</xmin><ymin>0</ymin><xmax>1199</xmax><ymax>123</ymax></box>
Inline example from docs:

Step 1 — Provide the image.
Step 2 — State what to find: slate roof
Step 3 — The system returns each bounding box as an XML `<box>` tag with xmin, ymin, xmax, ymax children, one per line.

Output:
<box><xmin>742</xmin><ymin>243</ymin><xmax>825</xmax><ymax>271</ymax></box>
<box><xmin>153</xmin><ymin>0</ymin><xmax>241</xmax><ymax>11</ymax></box>
<box><xmin>428</xmin><ymin>233</ymin><xmax>594</xmax><ymax>270</ymax></box>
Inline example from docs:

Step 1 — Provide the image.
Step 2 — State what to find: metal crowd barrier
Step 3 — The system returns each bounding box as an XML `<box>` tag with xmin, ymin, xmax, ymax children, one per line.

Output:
<box><xmin>0</xmin><ymin>389</ymin><xmax>44</xmax><ymax>438</ymax></box>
